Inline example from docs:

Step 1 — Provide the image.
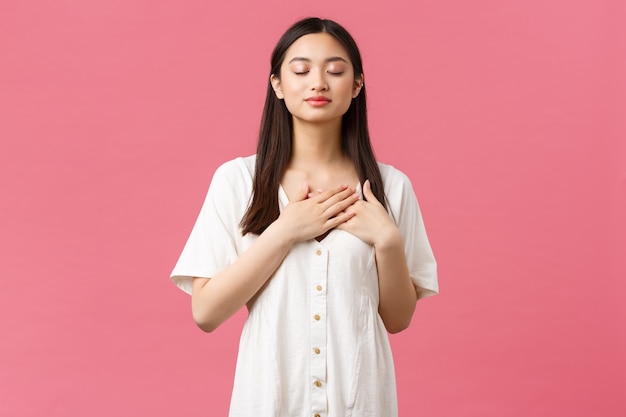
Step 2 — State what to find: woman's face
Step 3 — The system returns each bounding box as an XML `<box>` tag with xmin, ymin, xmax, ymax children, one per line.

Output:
<box><xmin>271</xmin><ymin>32</ymin><xmax>363</xmax><ymax>126</ymax></box>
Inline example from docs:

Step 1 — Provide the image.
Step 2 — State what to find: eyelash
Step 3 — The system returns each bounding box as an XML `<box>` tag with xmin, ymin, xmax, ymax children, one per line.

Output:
<box><xmin>294</xmin><ymin>71</ymin><xmax>345</xmax><ymax>76</ymax></box>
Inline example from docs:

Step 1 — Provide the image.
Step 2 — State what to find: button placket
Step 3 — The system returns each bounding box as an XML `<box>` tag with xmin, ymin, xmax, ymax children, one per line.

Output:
<box><xmin>310</xmin><ymin>245</ymin><xmax>328</xmax><ymax>416</ymax></box>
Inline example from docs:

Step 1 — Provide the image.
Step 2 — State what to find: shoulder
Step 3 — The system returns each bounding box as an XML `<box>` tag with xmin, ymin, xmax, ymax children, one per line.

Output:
<box><xmin>377</xmin><ymin>161</ymin><xmax>414</xmax><ymax>195</ymax></box>
<box><xmin>206</xmin><ymin>155</ymin><xmax>256</xmax><ymax>202</ymax></box>
<box><xmin>213</xmin><ymin>155</ymin><xmax>256</xmax><ymax>180</ymax></box>
<box><xmin>210</xmin><ymin>155</ymin><xmax>255</xmax><ymax>187</ymax></box>
<box><xmin>376</xmin><ymin>161</ymin><xmax>419</xmax><ymax>222</ymax></box>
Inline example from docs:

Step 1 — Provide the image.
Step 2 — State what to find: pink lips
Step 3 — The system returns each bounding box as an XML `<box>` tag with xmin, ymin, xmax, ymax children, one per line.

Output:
<box><xmin>305</xmin><ymin>96</ymin><xmax>332</xmax><ymax>106</ymax></box>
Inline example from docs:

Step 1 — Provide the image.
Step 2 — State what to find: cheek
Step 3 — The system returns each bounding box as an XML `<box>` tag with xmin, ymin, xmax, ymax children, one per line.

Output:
<box><xmin>282</xmin><ymin>98</ymin><xmax>299</xmax><ymax>115</ymax></box>
<box><xmin>337</xmin><ymin>98</ymin><xmax>353</xmax><ymax>116</ymax></box>
<box><xmin>336</xmin><ymin>81</ymin><xmax>356</xmax><ymax>106</ymax></box>
<box><xmin>280</xmin><ymin>79</ymin><xmax>304</xmax><ymax>100</ymax></box>
<box><xmin>281</xmin><ymin>93</ymin><xmax>303</xmax><ymax>115</ymax></box>
<box><xmin>336</xmin><ymin>78</ymin><xmax>356</xmax><ymax>96</ymax></box>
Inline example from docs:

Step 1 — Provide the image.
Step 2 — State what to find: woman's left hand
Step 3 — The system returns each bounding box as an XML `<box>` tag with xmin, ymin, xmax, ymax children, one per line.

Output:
<box><xmin>336</xmin><ymin>180</ymin><xmax>399</xmax><ymax>248</ymax></box>
<box><xmin>337</xmin><ymin>180</ymin><xmax>417</xmax><ymax>334</ymax></box>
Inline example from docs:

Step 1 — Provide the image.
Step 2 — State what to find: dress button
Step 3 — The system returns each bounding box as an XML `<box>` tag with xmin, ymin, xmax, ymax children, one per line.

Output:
<box><xmin>316</xmin><ymin>285</ymin><xmax>323</xmax><ymax>291</ymax></box>
<box><xmin>313</xmin><ymin>314</ymin><xmax>321</xmax><ymax>321</ymax></box>
<box><xmin>313</xmin><ymin>347</ymin><xmax>321</xmax><ymax>354</ymax></box>
<box><xmin>314</xmin><ymin>414</ymin><xmax>321</xmax><ymax>417</ymax></box>
<box><xmin>316</xmin><ymin>249</ymin><xmax>322</xmax><ymax>256</ymax></box>
<box><xmin>315</xmin><ymin>380</ymin><xmax>322</xmax><ymax>387</ymax></box>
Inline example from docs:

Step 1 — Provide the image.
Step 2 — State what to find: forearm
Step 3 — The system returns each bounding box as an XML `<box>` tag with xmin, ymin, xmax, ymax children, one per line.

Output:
<box><xmin>191</xmin><ymin>221</ymin><xmax>294</xmax><ymax>332</ymax></box>
<box><xmin>375</xmin><ymin>229</ymin><xmax>418</xmax><ymax>333</ymax></box>
<box><xmin>191</xmin><ymin>184</ymin><xmax>358</xmax><ymax>332</ymax></box>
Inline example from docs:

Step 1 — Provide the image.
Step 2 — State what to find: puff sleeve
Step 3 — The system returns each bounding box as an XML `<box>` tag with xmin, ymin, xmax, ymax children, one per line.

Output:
<box><xmin>382</xmin><ymin>165</ymin><xmax>439</xmax><ymax>299</ymax></box>
<box><xmin>170</xmin><ymin>159</ymin><xmax>252</xmax><ymax>295</ymax></box>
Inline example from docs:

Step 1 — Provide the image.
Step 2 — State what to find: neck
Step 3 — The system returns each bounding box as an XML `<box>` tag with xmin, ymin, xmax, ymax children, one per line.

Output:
<box><xmin>290</xmin><ymin>117</ymin><xmax>344</xmax><ymax>168</ymax></box>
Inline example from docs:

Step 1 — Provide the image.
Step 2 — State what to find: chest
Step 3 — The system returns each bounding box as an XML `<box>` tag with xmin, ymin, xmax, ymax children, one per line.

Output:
<box><xmin>280</xmin><ymin>166</ymin><xmax>359</xmax><ymax>201</ymax></box>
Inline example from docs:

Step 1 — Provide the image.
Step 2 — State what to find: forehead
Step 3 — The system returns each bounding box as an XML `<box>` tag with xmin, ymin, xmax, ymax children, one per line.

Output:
<box><xmin>282</xmin><ymin>33</ymin><xmax>351</xmax><ymax>65</ymax></box>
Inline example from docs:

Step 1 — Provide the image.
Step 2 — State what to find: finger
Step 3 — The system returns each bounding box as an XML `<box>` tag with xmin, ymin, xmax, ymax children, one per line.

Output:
<box><xmin>308</xmin><ymin>188</ymin><xmax>324</xmax><ymax>198</ymax></box>
<box><xmin>319</xmin><ymin>185</ymin><xmax>357</xmax><ymax>211</ymax></box>
<box><xmin>362</xmin><ymin>179</ymin><xmax>380</xmax><ymax>204</ymax></box>
<box><xmin>293</xmin><ymin>183</ymin><xmax>309</xmax><ymax>202</ymax></box>
<box><xmin>326</xmin><ymin>210</ymin><xmax>355</xmax><ymax>229</ymax></box>
<box><xmin>312</xmin><ymin>184</ymin><xmax>351</xmax><ymax>207</ymax></box>
<box><xmin>313</xmin><ymin>184</ymin><xmax>348</xmax><ymax>200</ymax></box>
<box><xmin>325</xmin><ymin>191</ymin><xmax>359</xmax><ymax>218</ymax></box>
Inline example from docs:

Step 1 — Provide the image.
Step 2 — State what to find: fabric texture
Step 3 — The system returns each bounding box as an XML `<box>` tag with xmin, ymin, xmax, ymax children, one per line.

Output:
<box><xmin>171</xmin><ymin>155</ymin><xmax>438</xmax><ymax>417</ymax></box>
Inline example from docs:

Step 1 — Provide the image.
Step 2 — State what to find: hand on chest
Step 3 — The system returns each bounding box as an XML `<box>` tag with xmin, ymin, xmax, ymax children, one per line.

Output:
<box><xmin>281</xmin><ymin>166</ymin><xmax>360</xmax><ymax>202</ymax></box>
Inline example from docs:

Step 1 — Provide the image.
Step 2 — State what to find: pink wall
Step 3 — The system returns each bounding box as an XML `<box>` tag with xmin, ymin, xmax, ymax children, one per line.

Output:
<box><xmin>1</xmin><ymin>1</ymin><xmax>624</xmax><ymax>416</ymax></box>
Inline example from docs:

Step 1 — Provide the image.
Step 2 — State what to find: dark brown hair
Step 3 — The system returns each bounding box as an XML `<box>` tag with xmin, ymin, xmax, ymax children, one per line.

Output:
<box><xmin>241</xmin><ymin>17</ymin><xmax>386</xmax><ymax>235</ymax></box>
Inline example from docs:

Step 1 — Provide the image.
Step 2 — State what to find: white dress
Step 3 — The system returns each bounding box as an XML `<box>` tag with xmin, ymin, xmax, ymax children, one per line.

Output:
<box><xmin>171</xmin><ymin>155</ymin><xmax>438</xmax><ymax>417</ymax></box>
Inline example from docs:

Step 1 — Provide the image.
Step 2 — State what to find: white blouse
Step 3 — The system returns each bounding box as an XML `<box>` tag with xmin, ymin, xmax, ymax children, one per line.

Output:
<box><xmin>171</xmin><ymin>155</ymin><xmax>438</xmax><ymax>417</ymax></box>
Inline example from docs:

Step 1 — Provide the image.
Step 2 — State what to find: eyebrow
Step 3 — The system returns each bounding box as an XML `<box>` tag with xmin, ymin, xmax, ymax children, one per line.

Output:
<box><xmin>287</xmin><ymin>56</ymin><xmax>349</xmax><ymax>64</ymax></box>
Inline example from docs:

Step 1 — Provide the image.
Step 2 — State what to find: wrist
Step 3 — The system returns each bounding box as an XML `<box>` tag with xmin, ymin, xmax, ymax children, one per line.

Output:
<box><xmin>373</xmin><ymin>226</ymin><xmax>403</xmax><ymax>252</ymax></box>
<box><xmin>265</xmin><ymin>217</ymin><xmax>298</xmax><ymax>247</ymax></box>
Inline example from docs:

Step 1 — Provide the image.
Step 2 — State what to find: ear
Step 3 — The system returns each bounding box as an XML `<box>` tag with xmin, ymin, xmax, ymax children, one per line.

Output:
<box><xmin>353</xmin><ymin>74</ymin><xmax>364</xmax><ymax>98</ymax></box>
<box><xmin>270</xmin><ymin>74</ymin><xmax>284</xmax><ymax>99</ymax></box>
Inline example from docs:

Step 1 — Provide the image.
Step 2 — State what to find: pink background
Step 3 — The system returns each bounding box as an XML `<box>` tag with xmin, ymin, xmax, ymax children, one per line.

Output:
<box><xmin>1</xmin><ymin>0</ymin><xmax>625</xmax><ymax>416</ymax></box>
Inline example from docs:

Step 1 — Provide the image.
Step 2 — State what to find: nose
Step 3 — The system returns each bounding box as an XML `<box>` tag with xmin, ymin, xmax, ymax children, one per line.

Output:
<box><xmin>310</xmin><ymin>70</ymin><xmax>328</xmax><ymax>91</ymax></box>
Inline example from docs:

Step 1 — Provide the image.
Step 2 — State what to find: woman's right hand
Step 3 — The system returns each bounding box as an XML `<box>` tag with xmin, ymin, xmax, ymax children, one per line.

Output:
<box><xmin>275</xmin><ymin>183</ymin><xmax>358</xmax><ymax>243</ymax></box>
<box><xmin>191</xmin><ymin>183</ymin><xmax>357</xmax><ymax>332</ymax></box>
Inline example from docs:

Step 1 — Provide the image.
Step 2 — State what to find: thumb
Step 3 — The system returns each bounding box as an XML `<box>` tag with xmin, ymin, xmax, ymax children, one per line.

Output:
<box><xmin>362</xmin><ymin>179</ymin><xmax>378</xmax><ymax>203</ymax></box>
<box><xmin>294</xmin><ymin>183</ymin><xmax>310</xmax><ymax>202</ymax></box>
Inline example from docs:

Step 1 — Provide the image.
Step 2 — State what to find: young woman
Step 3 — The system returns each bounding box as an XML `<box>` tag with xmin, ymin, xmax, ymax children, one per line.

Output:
<box><xmin>171</xmin><ymin>17</ymin><xmax>438</xmax><ymax>417</ymax></box>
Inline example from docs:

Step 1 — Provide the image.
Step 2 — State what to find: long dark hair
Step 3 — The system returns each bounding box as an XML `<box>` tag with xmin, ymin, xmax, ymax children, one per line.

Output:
<box><xmin>241</xmin><ymin>17</ymin><xmax>386</xmax><ymax>236</ymax></box>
